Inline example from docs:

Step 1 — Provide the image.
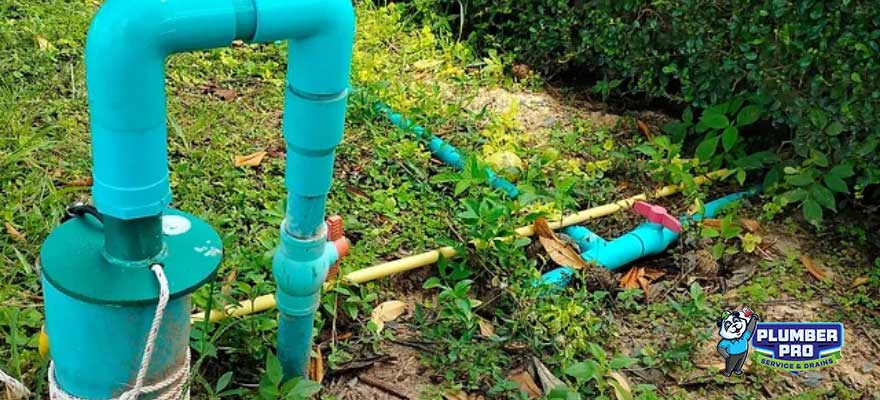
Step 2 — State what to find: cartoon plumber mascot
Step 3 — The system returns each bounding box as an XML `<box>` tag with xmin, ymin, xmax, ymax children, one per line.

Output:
<box><xmin>716</xmin><ymin>307</ymin><xmax>759</xmax><ymax>376</ymax></box>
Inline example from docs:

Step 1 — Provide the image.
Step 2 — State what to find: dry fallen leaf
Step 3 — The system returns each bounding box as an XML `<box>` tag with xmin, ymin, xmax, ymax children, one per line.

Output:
<box><xmin>606</xmin><ymin>371</ymin><xmax>633</xmax><ymax>400</ymax></box>
<box><xmin>511</xmin><ymin>64</ymin><xmax>531</xmax><ymax>79</ymax></box>
<box><xmin>701</xmin><ymin>219</ymin><xmax>722</xmax><ymax>229</ymax></box>
<box><xmin>308</xmin><ymin>345</ymin><xmax>324</xmax><ymax>383</ymax></box>
<box><xmin>532</xmin><ymin>357</ymin><xmax>565</xmax><ymax>393</ymax></box>
<box><xmin>508</xmin><ymin>369</ymin><xmax>542</xmax><ymax>399</ymax></box>
<box><xmin>5</xmin><ymin>222</ymin><xmax>25</xmax><ymax>242</ymax></box>
<box><xmin>65</xmin><ymin>177</ymin><xmax>93</xmax><ymax>187</ymax></box>
<box><xmin>619</xmin><ymin>267</ymin><xmax>644</xmax><ymax>290</ymax></box>
<box><xmin>534</xmin><ymin>218</ymin><xmax>589</xmax><ymax>270</ymax></box>
<box><xmin>739</xmin><ymin>218</ymin><xmax>761</xmax><ymax>233</ymax></box>
<box><xmin>478</xmin><ymin>318</ymin><xmax>495</xmax><ymax>337</ymax></box>
<box><xmin>370</xmin><ymin>300</ymin><xmax>407</xmax><ymax>333</ymax></box>
<box><xmin>619</xmin><ymin>267</ymin><xmax>665</xmax><ymax>292</ymax></box>
<box><xmin>636</xmin><ymin>120</ymin><xmax>653</xmax><ymax>140</ymax></box>
<box><xmin>850</xmin><ymin>276</ymin><xmax>869</xmax><ymax>288</ymax></box>
<box><xmin>214</xmin><ymin>88</ymin><xmax>237</xmax><ymax>101</ymax></box>
<box><xmin>687</xmin><ymin>249</ymin><xmax>719</xmax><ymax>275</ymax></box>
<box><xmin>233</xmin><ymin>151</ymin><xmax>266</xmax><ymax>168</ymax></box>
<box><xmin>800</xmin><ymin>255</ymin><xmax>829</xmax><ymax>282</ymax></box>
<box><xmin>35</xmin><ymin>35</ymin><xmax>54</xmax><ymax>51</ymax></box>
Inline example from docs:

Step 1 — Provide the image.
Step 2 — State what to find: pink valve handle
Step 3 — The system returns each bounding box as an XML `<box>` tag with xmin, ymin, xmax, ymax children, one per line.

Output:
<box><xmin>632</xmin><ymin>201</ymin><xmax>682</xmax><ymax>233</ymax></box>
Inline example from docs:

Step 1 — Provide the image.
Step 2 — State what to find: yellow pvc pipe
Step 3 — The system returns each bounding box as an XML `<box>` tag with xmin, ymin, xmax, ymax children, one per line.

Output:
<box><xmin>191</xmin><ymin>169</ymin><xmax>729</xmax><ymax>322</ymax></box>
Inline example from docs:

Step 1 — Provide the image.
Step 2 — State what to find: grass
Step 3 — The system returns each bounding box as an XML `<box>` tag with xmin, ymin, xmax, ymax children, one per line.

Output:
<box><xmin>2</xmin><ymin>1</ymin><xmax>878</xmax><ymax>399</ymax></box>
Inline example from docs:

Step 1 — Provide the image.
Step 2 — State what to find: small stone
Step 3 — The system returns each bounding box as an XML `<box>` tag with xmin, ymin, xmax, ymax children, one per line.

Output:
<box><xmin>862</xmin><ymin>362</ymin><xmax>875</xmax><ymax>373</ymax></box>
<box><xmin>542</xmin><ymin>117</ymin><xmax>556</xmax><ymax>128</ymax></box>
<box><xmin>800</xmin><ymin>371</ymin><xmax>823</xmax><ymax>388</ymax></box>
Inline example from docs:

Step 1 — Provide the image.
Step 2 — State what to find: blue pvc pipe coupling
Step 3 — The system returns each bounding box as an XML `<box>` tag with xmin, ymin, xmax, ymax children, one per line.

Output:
<box><xmin>272</xmin><ymin>224</ymin><xmax>340</xmax><ymax>378</ymax></box>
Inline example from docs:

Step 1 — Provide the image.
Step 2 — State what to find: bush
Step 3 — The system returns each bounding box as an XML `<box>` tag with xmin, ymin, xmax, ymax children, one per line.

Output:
<box><xmin>407</xmin><ymin>0</ymin><xmax>879</xmax><ymax>222</ymax></box>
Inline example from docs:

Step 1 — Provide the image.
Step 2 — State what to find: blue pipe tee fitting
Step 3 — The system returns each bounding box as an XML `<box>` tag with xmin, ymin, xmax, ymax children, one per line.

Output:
<box><xmin>272</xmin><ymin>224</ymin><xmax>339</xmax><ymax>378</ymax></box>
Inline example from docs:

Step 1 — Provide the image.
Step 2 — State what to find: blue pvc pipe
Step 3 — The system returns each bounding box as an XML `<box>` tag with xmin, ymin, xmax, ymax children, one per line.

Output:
<box><xmin>541</xmin><ymin>190</ymin><xmax>755</xmax><ymax>288</ymax></box>
<box><xmin>43</xmin><ymin>278</ymin><xmax>191</xmax><ymax>399</ymax></box>
<box><xmin>375</xmin><ymin>103</ymin><xmax>521</xmax><ymax>199</ymax></box>
<box><xmin>60</xmin><ymin>0</ymin><xmax>355</xmax><ymax>393</ymax></box>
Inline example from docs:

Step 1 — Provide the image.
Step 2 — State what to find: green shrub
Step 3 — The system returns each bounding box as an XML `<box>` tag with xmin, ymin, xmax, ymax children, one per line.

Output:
<box><xmin>407</xmin><ymin>0</ymin><xmax>879</xmax><ymax>223</ymax></box>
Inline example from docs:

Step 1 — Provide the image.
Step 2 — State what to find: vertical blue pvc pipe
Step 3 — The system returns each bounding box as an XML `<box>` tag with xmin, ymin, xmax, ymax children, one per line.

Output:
<box><xmin>252</xmin><ymin>0</ymin><xmax>355</xmax><ymax>378</ymax></box>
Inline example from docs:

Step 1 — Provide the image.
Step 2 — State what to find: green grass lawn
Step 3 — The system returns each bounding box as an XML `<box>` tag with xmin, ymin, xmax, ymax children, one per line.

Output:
<box><xmin>2</xmin><ymin>1</ymin><xmax>878</xmax><ymax>399</ymax></box>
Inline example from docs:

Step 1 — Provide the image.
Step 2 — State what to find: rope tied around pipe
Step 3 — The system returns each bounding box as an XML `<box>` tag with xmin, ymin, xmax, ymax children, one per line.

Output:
<box><xmin>45</xmin><ymin>263</ymin><xmax>190</xmax><ymax>400</ymax></box>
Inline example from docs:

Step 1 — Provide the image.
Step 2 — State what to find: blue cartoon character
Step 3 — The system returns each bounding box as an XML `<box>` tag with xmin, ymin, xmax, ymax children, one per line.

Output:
<box><xmin>716</xmin><ymin>307</ymin><xmax>759</xmax><ymax>376</ymax></box>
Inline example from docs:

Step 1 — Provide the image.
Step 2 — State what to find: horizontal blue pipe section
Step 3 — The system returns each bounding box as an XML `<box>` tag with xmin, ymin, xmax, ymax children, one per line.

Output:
<box><xmin>541</xmin><ymin>190</ymin><xmax>756</xmax><ymax>288</ymax></box>
<box><xmin>375</xmin><ymin>103</ymin><xmax>521</xmax><ymax>199</ymax></box>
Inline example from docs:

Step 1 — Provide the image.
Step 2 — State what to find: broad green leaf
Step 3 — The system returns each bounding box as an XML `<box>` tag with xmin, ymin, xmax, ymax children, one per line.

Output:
<box><xmin>682</xmin><ymin>107</ymin><xmax>694</xmax><ymax>123</ymax></box>
<box><xmin>763</xmin><ymin>168</ymin><xmax>780</xmax><ymax>189</ymax></box>
<box><xmin>809</xmin><ymin>109</ymin><xmax>828</xmax><ymax>129</ymax></box>
<box><xmin>736</xmin><ymin>168</ymin><xmax>746</xmax><ymax>185</ymax></box>
<box><xmin>565</xmin><ymin>361</ymin><xmax>599</xmax><ymax>382</ymax></box>
<box><xmin>722</xmin><ymin>126</ymin><xmax>739</xmax><ymax>151</ymax></box>
<box><xmin>695</xmin><ymin>135</ymin><xmax>719</xmax><ymax>161</ymax></box>
<box><xmin>423</xmin><ymin>277</ymin><xmax>443</xmax><ymax>289</ymax></box>
<box><xmin>828</xmin><ymin>163</ymin><xmax>855</xmax><ymax>178</ymax></box>
<box><xmin>662</xmin><ymin>121</ymin><xmax>689</xmax><ymax>140</ymax></box>
<box><xmin>266</xmin><ymin>353</ymin><xmax>283</xmax><ymax>387</ymax></box>
<box><xmin>823</xmin><ymin>174</ymin><xmax>848</xmax><ymax>193</ymax></box>
<box><xmin>216</xmin><ymin>371</ymin><xmax>233</xmax><ymax>393</ymax></box>
<box><xmin>825</xmin><ymin>121</ymin><xmax>844</xmax><ymax>136</ymax></box>
<box><xmin>609</xmin><ymin>356</ymin><xmax>638</xmax><ymax>370</ymax></box>
<box><xmin>736</xmin><ymin>105</ymin><xmax>762</xmax><ymax>126</ymax></box>
<box><xmin>700</xmin><ymin>112</ymin><xmax>729</xmax><ymax>129</ymax></box>
<box><xmin>809</xmin><ymin>150</ymin><xmax>829</xmax><ymax>168</ymax></box>
<box><xmin>782</xmin><ymin>188</ymin><xmax>808</xmax><ymax>203</ymax></box>
<box><xmin>785</xmin><ymin>173</ymin><xmax>813</xmax><ymax>187</ymax></box>
<box><xmin>802</xmin><ymin>199</ymin><xmax>823</xmax><ymax>224</ymax></box>
<box><xmin>809</xmin><ymin>184</ymin><xmax>836</xmax><ymax>211</ymax></box>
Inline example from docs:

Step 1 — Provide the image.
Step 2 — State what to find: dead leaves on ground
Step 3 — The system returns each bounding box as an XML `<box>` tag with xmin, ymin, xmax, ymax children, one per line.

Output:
<box><xmin>606</xmin><ymin>370</ymin><xmax>634</xmax><ymax>400</ymax></box>
<box><xmin>233</xmin><ymin>151</ymin><xmax>267</xmax><ymax>167</ymax></box>
<box><xmin>636</xmin><ymin>120</ymin><xmax>653</xmax><ymax>140</ymax></box>
<box><xmin>370</xmin><ymin>300</ymin><xmax>407</xmax><ymax>333</ymax></box>
<box><xmin>477</xmin><ymin>318</ymin><xmax>495</xmax><ymax>337</ymax></box>
<box><xmin>619</xmin><ymin>266</ymin><xmax>665</xmax><ymax>292</ymax></box>
<box><xmin>533</xmin><ymin>218</ymin><xmax>589</xmax><ymax>270</ymax></box>
<box><xmin>507</xmin><ymin>369</ymin><xmax>542</xmax><ymax>398</ymax></box>
<box><xmin>5</xmin><ymin>222</ymin><xmax>25</xmax><ymax>242</ymax></box>
<box><xmin>198</xmin><ymin>83</ymin><xmax>237</xmax><ymax>101</ymax></box>
<box><xmin>850</xmin><ymin>276</ymin><xmax>869</xmax><ymax>288</ymax></box>
<box><xmin>800</xmin><ymin>255</ymin><xmax>832</xmax><ymax>282</ymax></box>
<box><xmin>308</xmin><ymin>345</ymin><xmax>324</xmax><ymax>383</ymax></box>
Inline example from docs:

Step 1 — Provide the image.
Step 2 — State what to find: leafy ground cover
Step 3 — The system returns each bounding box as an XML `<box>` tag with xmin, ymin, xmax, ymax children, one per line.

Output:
<box><xmin>1</xmin><ymin>1</ymin><xmax>878</xmax><ymax>399</ymax></box>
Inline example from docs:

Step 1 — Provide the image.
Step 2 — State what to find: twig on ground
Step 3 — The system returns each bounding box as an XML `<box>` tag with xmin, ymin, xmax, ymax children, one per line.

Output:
<box><xmin>358</xmin><ymin>373</ymin><xmax>412</xmax><ymax>399</ymax></box>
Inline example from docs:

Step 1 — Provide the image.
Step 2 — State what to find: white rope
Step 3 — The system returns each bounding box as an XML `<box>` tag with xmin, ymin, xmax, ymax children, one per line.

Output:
<box><xmin>48</xmin><ymin>263</ymin><xmax>190</xmax><ymax>400</ymax></box>
<box><xmin>0</xmin><ymin>367</ymin><xmax>30</xmax><ymax>399</ymax></box>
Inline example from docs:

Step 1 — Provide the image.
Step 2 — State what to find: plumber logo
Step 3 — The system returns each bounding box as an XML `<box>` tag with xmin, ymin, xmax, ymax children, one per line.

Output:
<box><xmin>715</xmin><ymin>307</ymin><xmax>759</xmax><ymax>376</ymax></box>
<box><xmin>751</xmin><ymin>322</ymin><xmax>844</xmax><ymax>372</ymax></box>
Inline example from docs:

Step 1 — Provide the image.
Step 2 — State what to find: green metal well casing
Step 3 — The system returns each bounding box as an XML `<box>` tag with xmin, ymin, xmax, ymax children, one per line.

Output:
<box><xmin>40</xmin><ymin>209</ymin><xmax>222</xmax><ymax>398</ymax></box>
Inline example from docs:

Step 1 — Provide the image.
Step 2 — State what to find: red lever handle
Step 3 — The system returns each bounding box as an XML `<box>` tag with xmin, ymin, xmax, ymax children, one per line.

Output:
<box><xmin>632</xmin><ymin>201</ymin><xmax>682</xmax><ymax>233</ymax></box>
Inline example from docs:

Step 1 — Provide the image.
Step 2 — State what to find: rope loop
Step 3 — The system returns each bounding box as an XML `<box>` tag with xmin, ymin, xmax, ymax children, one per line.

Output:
<box><xmin>47</xmin><ymin>263</ymin><xmax>190</xmax><ymax>400</ymax></box>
